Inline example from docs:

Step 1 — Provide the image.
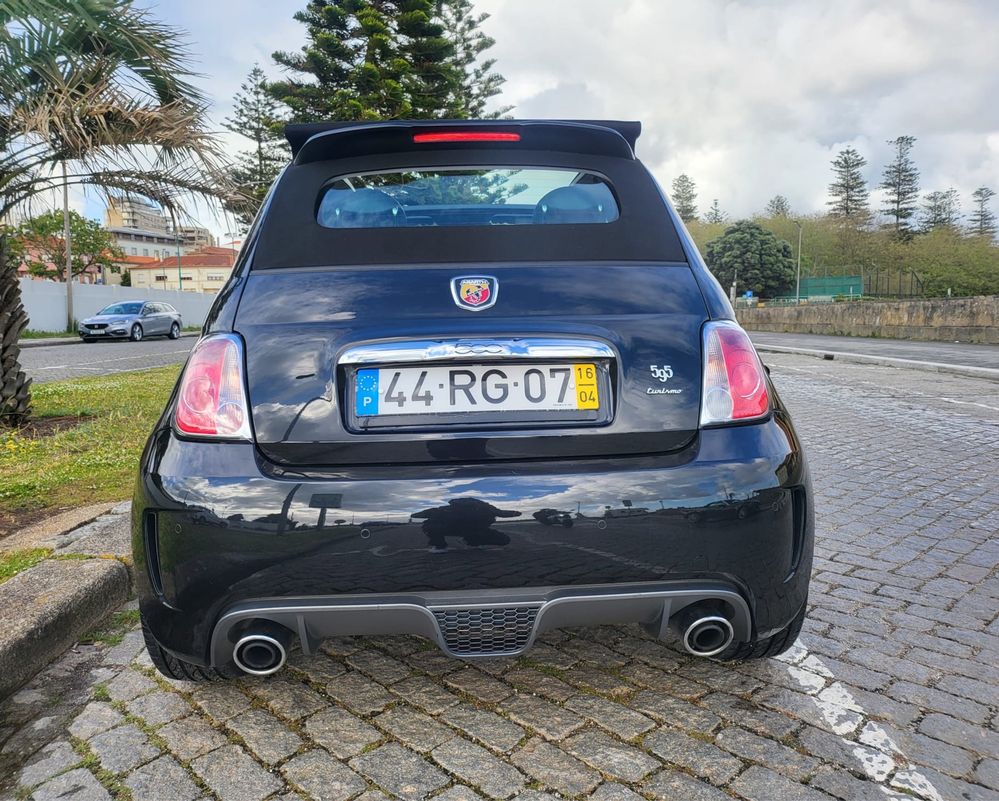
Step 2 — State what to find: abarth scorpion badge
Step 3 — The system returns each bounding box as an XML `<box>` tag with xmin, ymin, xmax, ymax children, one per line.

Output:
<box><xmin>452</xmin><ymin>276</ymin><xmax>498</xmax><ymax>311</ymax></box>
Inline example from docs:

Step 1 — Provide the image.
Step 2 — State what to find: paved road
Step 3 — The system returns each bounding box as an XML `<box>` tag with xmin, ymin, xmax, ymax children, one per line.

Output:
<box><xmin>3</xmin><ymin>354</ymin><xmax>999</xmax><ymax>801</ymax></box>
<box><xmin>750</xmin><ymin>330</ymin><xmax>999</xmax><ymax>370</ymax></box>
<box><xmin>20</xmin><ymin>338</ymin><xmax>195</xmax><ymax>383</ymax></box>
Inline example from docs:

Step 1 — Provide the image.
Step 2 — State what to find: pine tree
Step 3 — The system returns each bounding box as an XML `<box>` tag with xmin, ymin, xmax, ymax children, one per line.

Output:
<box><xmin>704</xmin><ymin>199</ymin><xmax>726</xmax><ymax>224</ymax></box>
<box><xmin>270</xmin><ymin>0</ymin><xmax>459</xmax><ymax>122</ymax></box>
<box><xmin>438</xmin><ymin>0</ymin><xmax>509</xmax><ymax>117</ymax></box>
<box><xmin>827</xmin><ymin>147</ymin><xmax>869</xmax><ymax>222</ymax></box>
<box><xmin>224</xmin><ymin>65</ymin><xmax>290</xmax><ymax>228</ymax></box>
<box><xmin>920</xmin><ymin>189</ymin><xmax>961</xmax><ymax>232</ymax></box>
<box><xmin>968</xmin><ymin>186</ymin><xmax>997</xmax><ymax>238</ymax></box>
<box><xmin>671</xmin><ymin>174</ymin><xmax>697</xmax><ymax>222</ymax></box>
<box><xmin>880</xmin><ymin>136</ymin><xmax>920</xmax><ymax>239</ymax></box>
<box><xmin>765</xmin><ymin>195</ymin><xmax>791</xmax><ymax>218</ymax></box>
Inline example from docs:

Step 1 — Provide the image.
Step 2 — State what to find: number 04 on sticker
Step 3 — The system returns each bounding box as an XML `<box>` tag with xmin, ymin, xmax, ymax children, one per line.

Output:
<box><xmin>355</xmin><ymin>362</ymin><xmax>601</xmax><ymax>417</ymax></box>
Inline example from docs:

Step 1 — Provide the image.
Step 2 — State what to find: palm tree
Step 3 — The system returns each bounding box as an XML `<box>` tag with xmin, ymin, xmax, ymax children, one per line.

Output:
<box><xmin>0</xmin><ymin>237</ymin><xmax>31</xmax><ymax>427</ymax></box>
<box><xmin>0</xmin><ymin>0</ymin><xmax>239</xmax><ymax>426</ymax></box>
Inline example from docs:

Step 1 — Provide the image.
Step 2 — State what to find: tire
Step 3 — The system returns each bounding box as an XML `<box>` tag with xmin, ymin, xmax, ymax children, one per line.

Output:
<box><xmin>130</xmin><ymin>323</ymin><xmax>143</xmax><ymax>342</ymax></box>
<box><xmin>168</xmin><ymin>322</ymin><xmax>181</xmax><ymax>340</ymax></box>
<box><xmin>714</xmin><ymin>600</ymin><xmax>807</xmax><ymax>662</ymax></box>
<box><xmin>141</xmin><ymin>614</ymin><xmax>240</xmax><ymax>682</ymax></box>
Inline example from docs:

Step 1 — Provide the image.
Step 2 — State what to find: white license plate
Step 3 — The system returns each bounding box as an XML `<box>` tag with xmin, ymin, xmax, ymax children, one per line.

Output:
<box><xmin>355</xmin><ymin>362</ymin><xmax>599</xmax><ymax>417</ymax></box>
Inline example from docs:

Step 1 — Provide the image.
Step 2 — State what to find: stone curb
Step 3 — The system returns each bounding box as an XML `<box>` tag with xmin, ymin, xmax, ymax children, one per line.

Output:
<box><xmin>756</xmin><ymin>343</ymin><xmax>999</xmax><ymax>382</ymax></box>
<box><xmin>0</xmin><ymin>558</ymin><xmax>131</xmax><ymax>699</ymax></box>
<box><xmin>19</xmin><ymin>330</ymin><xmax>199</xmax><ymax>348</ymax></box>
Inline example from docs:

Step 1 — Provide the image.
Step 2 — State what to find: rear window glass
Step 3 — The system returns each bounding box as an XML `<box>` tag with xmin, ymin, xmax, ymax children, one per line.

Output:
<box><xmin>317</xmin><ymin>167</ymin><xmax>618</xmax><ymax>229</ymax></box>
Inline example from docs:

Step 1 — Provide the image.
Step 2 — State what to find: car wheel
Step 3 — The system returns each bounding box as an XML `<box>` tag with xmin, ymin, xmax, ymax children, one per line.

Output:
<box><xmin>141</xmin><ymin>614</ymin><xmax>239</xmax><ymax>682</ymax></box>
<box><xmin>714</xmin><ymin>598</ymin><xmax>807</xmax><ymax>662</ymax></box>
<box><xmin>168</xmin><ymin>322</ymin><xmax>181</xmax><ymax>340</ymax></box>
<box><xmin>130</xmin><ymin>323</ymin><xmax>143</xmax><ymax>342</ymax></box>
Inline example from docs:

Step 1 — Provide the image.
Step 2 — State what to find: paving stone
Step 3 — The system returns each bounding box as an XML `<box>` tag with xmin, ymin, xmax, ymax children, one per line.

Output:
<box><xmin>587</xmin><ymin>782</ymin><xmax>646</xmax><ymax>801</ymax></box>
<box><xmin>17</xmin><ymin>740</ymin><xmax>80</xmax><ymax>787</ymax></box>
<box><xmin>349</xmin><ymin>742</ymin><xmax>449</xmax><ymax>800</ymax></box>
<box><xmin>32</xmin><ymin>768</ymin><xmax>111</xmax><ymax>801</ymax></box>
<box><xmin>617</xmin><ymin>662</ymin><xmax>707</xmax><ymax>700</ymax></box>
<box><xmin>431</xmin><ymin>737</ymin><xmax>526</xmax><ymax>799</ymax></box>
<box><xmin>859</xmin><ymin>719</ymin><xmax>974</xmax><ymax>778</ymax></box>
<box><xmin>88</xmin><ymin>724</ymin><xmax>159</xmax><ymax>773</ymax></box>
<box><xmin>563</xmin><ymin>730</ymin><xmax>659</xmax><ymax>782</ymax></box>
<box><xmin>391</xmin><ymin>676</ymin><xmax>461</xmax><ymax>714</ymax></box>
<box><xmin>715</xmin><ymin>726</ymin><xmax>819</xmax><ymax>781</ymax></box>
<box><xmin>510</xmin><ymin>738</ymin><xmax>600</xmax><ymax>797</ymax></box>
<box><xmin>405</xmin><ymin>648</ymin><xmax>468</xmax><ymax>676</ymax></box>
<box><xmin>809</xmin><ymin>766</ymin><xmax>908</xmax><ymax>801</ymax></box>
<box><xmin>325</xmin><ymin>671</ymin><xmax>396</xmax><ymax>715</ymax></box>
<box><xmin>730</xmin><ymin>765</ymin><xmax>836</xmax><ymax>801</ymax></box>
<box><xmin>374</xmin><ymin>705</ymin><xmax>455</xmax><ymax>753</ymax></box>
<box><xmin>918</xmin><ymin>713</ymin><xmax>999</xmax><ymax>759</ymax></box>
<box><xmin>498</xmin><ymin>694</ymin><xmax>586</xmax><ymax>740</ymax></box>
<box><xmin>189</xmin><ymin>684</ymin><xmax>252</xmax><ymax>722</ymax></box>
<box><xmin>67</xmin><ymin>702</ymin><xmax>124</xmax><ymax>741</ymax></box>
<box><xmin>444</xmin><ymin>668</ymin><xmax>514</xmax><ymax>703</ymax></box>
<box><xmin>227</xmin><ymin>708</ymin><xmax>303</xmax><ymax>764</ymax></box>
<box><xmin>643</xmin><ymin>728</ymin><xmax>742</xmax><ymax>785</ymax></box>
<box><xmin>104</xmin><ymin>669</ymin><xmax>157</xmax><ymax>701</ymax></box>
<box><xmin>891</xmin><ymin>765</ymin><xmax>999</xmax><ymax>801</ymax></box>
<box><xmin>630</xmin><ymin>690</ymin><xmax>721</xmax><ymax>734</ymax></box>
<box><xmin>126</xmin><ymin>690</ymin><xmax>191</xmax><ymax>726</ymax></box>
<box><xmin>122</xmin><ymin>755</ymin><xmax>201</xmax><ymax>801</ymax></box>
<box><xmin>245</xmin><ymin>676</ymin><xmax>328</xmax><ymax>721</ymax></box>
<box><xmin>503</xmin><ymin>669</ymin><xmax>574</xmax><ymax>702</ymax></box>
<box><xmin>346</xmin><ymin>648</ymin><xmax>412</xmax><ymax>683</ymax></box>
<box><xmin>886</xmin><ymin>680</ymin><xmax>990</xmax><ymax>725</ymax></box>
<box><xmin>156</xmin><ymin>715</ymin><xmax>228</xmax><ymax>761</ymax></box>
<box><xmin>303</xmin><ymin>707</ymin><xmax>381</xmax><ymax>759</ymax></box>
<box><xmin>191</xmin><ymin>744</ymin><xmax>282</xmax><ymax>801</ymax></box>
<box><xmin>641</xmin><ymin>770</ymin><xmax>734</xmax><ymax>801</ymax></box>
<box><xmin>977</xmin><ymin>758</ymin><xmax>999</xmax><ymax>792</ymax></box>
<box><xmin>287</xmin><ymin>651</ymin><xmax>347</xmax><ymax>684</ymax></box>
<box><xmin>558</xmin><ymin>638</ymin><xmax>627</xmax><ymax>666</ymax></box>
<box><xmin>563</xmin><ymin>667</ymin><xmax>636</xmax><ymax>698</ymax></box>
<box><xmin>564</xmin><ymin>694</ymin><xmax>655</xmax><ymax>740</ymax></box>
<box><xmin>699</xmin><ymin>691</ymin><xmax>800</xmax><ymax>740</ymax></box>
<box><xmin>282</xmin><ymin>749</ymin><xmax>367</xmax><ymax>801</ymax></box>
<box><xmin>441</xmin><ymin>704</ymin><xmax>525</xmax><ymax>753</ymax></box>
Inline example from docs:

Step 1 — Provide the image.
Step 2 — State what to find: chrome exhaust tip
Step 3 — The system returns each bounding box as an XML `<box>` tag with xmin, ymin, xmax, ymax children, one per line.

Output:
<box><xmin>232</xmin><ymin>633</ymin><xmax>288</xmax><ymax>676</ymax></box>
<box><xmin>681</xmin><ymin>615</ymin><xmax>735</xmax><ymax>657</ymax></box>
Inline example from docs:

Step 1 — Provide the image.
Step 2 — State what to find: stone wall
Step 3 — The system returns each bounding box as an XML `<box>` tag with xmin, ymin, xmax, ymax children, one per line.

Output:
<box><xmin>736</xmin><ymin>295</ymin><xmax>999</xmax><ymax>344</ymax></box>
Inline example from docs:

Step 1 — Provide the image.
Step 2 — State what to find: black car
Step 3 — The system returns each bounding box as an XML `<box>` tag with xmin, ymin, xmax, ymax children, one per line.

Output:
<box><xmin>134</xmin><ymin>120</ymin><xmax>813</xmax><ymax>680</ymax></box>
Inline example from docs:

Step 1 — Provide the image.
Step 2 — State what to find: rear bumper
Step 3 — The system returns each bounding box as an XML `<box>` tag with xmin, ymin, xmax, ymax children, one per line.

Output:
<box><xmin>133</xmin><ymin>413</ymin><xmax>813</xmax><ymax>667</ymax></box>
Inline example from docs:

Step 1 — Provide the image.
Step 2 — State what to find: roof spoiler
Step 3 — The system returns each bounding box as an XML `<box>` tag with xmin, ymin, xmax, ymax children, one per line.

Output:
<box><xmin>284</xmin><ymin>119</ymin><xmax>642</xmax><ymax>163</ymax></box>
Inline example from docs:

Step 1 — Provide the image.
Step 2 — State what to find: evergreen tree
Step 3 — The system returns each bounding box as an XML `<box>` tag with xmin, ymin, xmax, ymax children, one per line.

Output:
<box><xmin>271</xmin><ymin>0</ymin><xmax>458</xmax><ymax>122</ymax></box>
<box><xmin>438</xmin><ymin>0</ymin><xmax>509</xmax><ymax>117</ymax></box>
<box><xmin>920</xmin><ymin>189</ymin><xmax>961</xmax><ymax>232</ymax></box>
<box><xmin>968</xmin><ymin>186</ymin><xmax>997</xmax><ymax>238</ymax></box>
<box><xmin>223</xmin><ymin>65</ymin><xmax>290</xmax><ymax>228</ymax></box>
<box><xmin>765</xmin><ymin>194</ymin><xmax>791</xmax><ymax>217</ymax></box>
<box><xmin>827</xmin><ymin>147</ymin><xmax>869</xmax><ymax>221</ymax></box>
<box><xmin>704</xmin><ymin>199</ymin><xmax>726</xmax><ymax>224</ymax></box>
<box><xmin>704</xmin><ymin>221</ymin><xmax>795</xmax><ymax>298</ymax></box>
<box><xmin>670</xmin><ymin>174</ymin><xmax>697</xmax><ymax>222</ymax></box>
<box><xmin>880</xmin><ymin>136</ymin><xmax>920</xmax><ymax>239</ymax></box>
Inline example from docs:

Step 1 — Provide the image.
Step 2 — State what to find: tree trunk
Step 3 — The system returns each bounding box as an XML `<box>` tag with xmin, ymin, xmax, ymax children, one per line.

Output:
<box><xmin>0</xmin><ymin>236</ymin><xmax>33</xmax><ymax>427</ymax></box>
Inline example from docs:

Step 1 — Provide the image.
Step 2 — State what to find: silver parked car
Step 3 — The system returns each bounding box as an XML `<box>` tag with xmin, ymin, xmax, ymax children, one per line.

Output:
<box><xmin>78</xmin><ymin>301</ymin><xmax>183</xmax><ymax>342</ymax></box>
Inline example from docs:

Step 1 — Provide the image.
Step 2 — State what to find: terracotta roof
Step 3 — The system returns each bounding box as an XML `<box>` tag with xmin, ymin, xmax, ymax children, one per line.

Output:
<box><xmin>129</xmin><ymin>247</ymin><xmax>236</xmax><ymax>270</ymax></box>
<box><xmin>116</xmin><ymin>255</ymin><xmax>158</xmax><ymax>265</ymax></box>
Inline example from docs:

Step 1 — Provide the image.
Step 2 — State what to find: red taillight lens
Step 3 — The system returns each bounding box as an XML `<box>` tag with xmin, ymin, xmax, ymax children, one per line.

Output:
<box><xmin>412</xmin><ymin>132</ymin><xmax>520</xmax><ymax>143</ymax></box>
<box><xmin>174</xmin><ymin>334</ymin><xmax>251</xmax><ymax>439</ymax></box>
<box><xmin>700</xmin><ymin>321</ymin><xmax>769</xmax><ymax>425</ymax></box>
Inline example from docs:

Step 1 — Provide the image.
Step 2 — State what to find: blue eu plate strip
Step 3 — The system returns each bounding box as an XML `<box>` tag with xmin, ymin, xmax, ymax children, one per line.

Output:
<box><xmin>355</xmin><ymin>369</ymin><xmax>379</xmax><ymax>416</ymax></box>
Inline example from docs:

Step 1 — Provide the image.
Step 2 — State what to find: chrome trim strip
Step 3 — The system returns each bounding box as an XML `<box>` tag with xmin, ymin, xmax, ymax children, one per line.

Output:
<box><xmin>340</xmin><ymin>337</ymin><xmax>616</xmax><ymax>365</ymax></box>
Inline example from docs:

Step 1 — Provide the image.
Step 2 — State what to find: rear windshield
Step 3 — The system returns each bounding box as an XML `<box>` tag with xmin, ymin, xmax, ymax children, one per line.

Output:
<box><xmin>317</xmin><ymin>167</ymin><xmax>618</xmax><ymax>229</ymax></box>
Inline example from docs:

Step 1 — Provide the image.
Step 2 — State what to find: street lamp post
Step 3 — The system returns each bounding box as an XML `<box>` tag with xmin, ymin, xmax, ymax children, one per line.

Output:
<box><xmin>794</xmin><ymin>220</ymin><xmax>803</xmax><ymax>304</ymax></box>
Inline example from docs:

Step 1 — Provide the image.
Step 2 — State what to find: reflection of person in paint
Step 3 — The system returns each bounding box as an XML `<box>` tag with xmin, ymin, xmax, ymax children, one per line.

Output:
<box><xmin>412</xmin><ymin>497</ymin><xmax>519</xmax><ymax>552</ymax></box>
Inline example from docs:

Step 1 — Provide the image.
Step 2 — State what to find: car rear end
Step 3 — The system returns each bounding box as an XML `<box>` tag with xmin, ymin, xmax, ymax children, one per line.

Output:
<box><xmin>133</xmin><ymin>120</ymin><xmax>812</xmax><ymax>676</ymax></box>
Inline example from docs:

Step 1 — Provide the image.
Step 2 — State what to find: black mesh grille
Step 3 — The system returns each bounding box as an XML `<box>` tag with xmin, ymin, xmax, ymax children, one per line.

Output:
<box><xmin>432</xmin><ymin>605</ymin><xmax>540</xmax><ymax>656</ymax></box>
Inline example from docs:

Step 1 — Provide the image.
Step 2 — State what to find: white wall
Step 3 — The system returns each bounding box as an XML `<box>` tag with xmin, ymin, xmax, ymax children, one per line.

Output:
<box><xmin>19</xmin><ymin>279</ymin><xmax>217</xmax><ymax>332</ymax></box>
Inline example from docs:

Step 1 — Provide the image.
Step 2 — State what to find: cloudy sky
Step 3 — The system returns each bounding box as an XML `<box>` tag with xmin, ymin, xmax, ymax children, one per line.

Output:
<box><xmin>105</xmin><ymin>0</ymin><xmax>999</xmax><ymax>232</ymax></box>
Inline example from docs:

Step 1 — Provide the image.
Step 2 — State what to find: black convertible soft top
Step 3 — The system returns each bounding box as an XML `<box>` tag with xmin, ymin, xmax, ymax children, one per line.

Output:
<box><xmin>252</xmin><ymin>120</ymin><xmax>687</xmax><ymax>269</ymax></box>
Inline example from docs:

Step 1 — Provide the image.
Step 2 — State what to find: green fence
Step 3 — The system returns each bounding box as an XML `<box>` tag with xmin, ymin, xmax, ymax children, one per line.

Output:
<box><xmin>799</xmin><ymin>276</ymin><xmax>863</xmax><ymax>297</ymax></box>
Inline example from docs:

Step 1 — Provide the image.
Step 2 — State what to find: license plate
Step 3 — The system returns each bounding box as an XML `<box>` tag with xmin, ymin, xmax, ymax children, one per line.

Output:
<box><xmin>355</xmin><ymin>363</ymin><xmax>600</xmax><ymax>417</ymax></box>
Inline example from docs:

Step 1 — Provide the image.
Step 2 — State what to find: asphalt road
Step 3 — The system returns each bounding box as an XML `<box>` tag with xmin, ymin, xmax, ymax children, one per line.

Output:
<box><xmin>20</xmin><ymin>337</ymin><xmax>196</xmax><ymax>383</ymax></box>
<box><xmin>3</xmin><ymin>352</ymin><xmax>999</xmax><ymax>801</ymax></box>
<box><xmin>750</xmin><ymin>331</ymin><xmax>999</xmax><ymax>370</ymax></box>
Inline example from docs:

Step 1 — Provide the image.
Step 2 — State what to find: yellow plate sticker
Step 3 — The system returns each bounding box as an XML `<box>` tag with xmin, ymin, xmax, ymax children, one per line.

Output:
<box><xmin>574</xmin><ymin>363</ymin><xmax>600</xmax><ymax>409</ymax></box>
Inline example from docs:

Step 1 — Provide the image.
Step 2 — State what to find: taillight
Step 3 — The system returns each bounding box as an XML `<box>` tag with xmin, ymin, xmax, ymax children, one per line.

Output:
<box><xmin>412</xmin><ymin>132</ymin><xmax>520</xmax><ymax>143</ymax></box>
<box><xmin>700</xmin><ymin>321</ymin><xmax>769</xmax><ymax>426</ymax></box>
<box><xmin>174</xmin><ymin>334</ymin><xmax>252</xmax><ymax>439</ymax></box>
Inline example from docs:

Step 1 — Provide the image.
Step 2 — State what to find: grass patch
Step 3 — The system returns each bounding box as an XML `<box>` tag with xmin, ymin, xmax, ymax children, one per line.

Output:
<box><xmin>20</xmin><ymin>329</ymin><xmax>75</xmax><ymax>339</ymax></box>
<box><xmin>0</xmin><ymin>366</ymin><xmax>180</xmax><ymax>532</ymax></box>
<box><xmin>80</xmin><ymin>609</ymin><xmax>142</xmax><ymax>647</ymax></box>
<box><xmin>0</xmin><ymin>548</ymin><xmax>51</xmax><ymax>583</ymax></box>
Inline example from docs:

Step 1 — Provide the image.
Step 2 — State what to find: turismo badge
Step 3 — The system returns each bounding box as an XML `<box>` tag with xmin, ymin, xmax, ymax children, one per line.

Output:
<box><xmin>451</xmin><ymin>276</ymin><xmax>498</xmax><ymax>311</ymax></box>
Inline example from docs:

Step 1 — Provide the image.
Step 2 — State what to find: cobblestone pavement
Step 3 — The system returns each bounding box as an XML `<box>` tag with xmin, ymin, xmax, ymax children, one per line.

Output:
<box><xmin>2</xmin><ymin>354</ymin><xmax>998</xmax><ymax>801</ymax></box>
